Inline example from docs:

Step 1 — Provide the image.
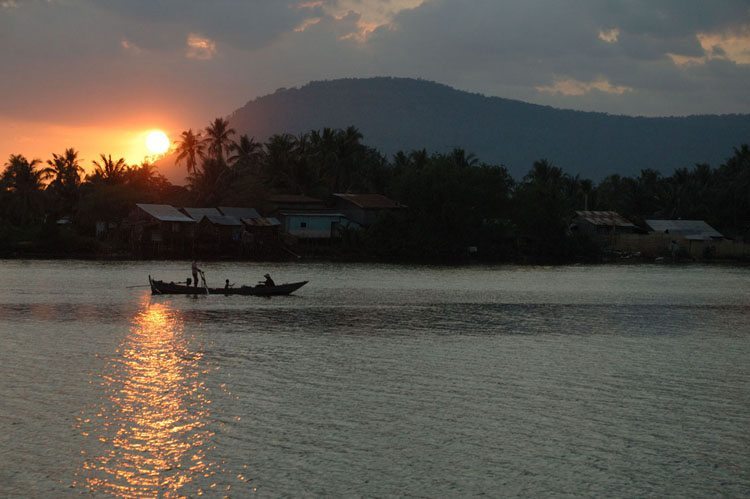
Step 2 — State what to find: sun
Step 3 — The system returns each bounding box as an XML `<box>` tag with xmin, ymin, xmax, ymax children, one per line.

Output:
<box><xmin>145</xmin><ymin>130</ymin><xmax>170</xmax><ymax>155</ymax></box>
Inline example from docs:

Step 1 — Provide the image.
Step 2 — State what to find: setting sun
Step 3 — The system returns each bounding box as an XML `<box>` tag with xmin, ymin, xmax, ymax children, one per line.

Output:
<box><xmin>145</xmin><ymin>130</ymin><xmax>170</xmax><ymax>155</ymax></box>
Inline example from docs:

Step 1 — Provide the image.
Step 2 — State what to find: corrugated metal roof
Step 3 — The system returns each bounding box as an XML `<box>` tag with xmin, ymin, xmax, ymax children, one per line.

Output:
<box><xmin>182</xmin><ymin>207</ymin><xmax>222</xmax><ymax>220</ymax></box>
<box><xmin>136</xmin><ymin>203</ymin><xmax>195</xmax><ymax>223</ymax></box>
<box><xmin>575</xmin><ymin>210</ymin><xmax>635</xmax><ymax>228</ymax></box>
<box><xmin>334</xmin><ymin>193</ymin><xmax>402</xmax><ymax>209</ymax></box>
<box><xmin>201</xmin><ymin>215</ymin><xmax>243</xmax><ymax>226</ymax></box>
<box><xmin>646</xmin><ymin>220</ymin><xmax>723</xmax><ymax>240</ymax></box>
<box><xmin>279</xmin><ymin>211</ymin><xmax>346</xmax><ymax>218</ymax></box>
<box><xmin>218</xmin><ymin>206</ymin><xmax>260</xmax><ymax>219</ymax></box>
<box><xmin>242</xmin><ymin>216</ymin><xmax>281</xmax><ymax>227</ymax></box>
<box><xmin>269</xmin><ymin>194</ymin><xmax>323</xmax><ymax>204</ymax></box>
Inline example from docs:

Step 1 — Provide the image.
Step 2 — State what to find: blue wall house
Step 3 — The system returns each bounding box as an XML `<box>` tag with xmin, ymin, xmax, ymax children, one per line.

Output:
<box><xmin>279</xmin><ymin>211</ymin><xmax>352</xmax><ymax>240</ymax></box>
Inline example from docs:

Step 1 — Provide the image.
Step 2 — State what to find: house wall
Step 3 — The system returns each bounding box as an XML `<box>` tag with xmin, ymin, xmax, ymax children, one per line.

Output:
<box><xmin>612</xmin><ymin>233</ymin><xmax>750</xmax><ymax>260</ymax></box>
<box><xmin>283</xmin><ymin>215</ymin><xmax>343</xmax><ymax>239</ymax></box>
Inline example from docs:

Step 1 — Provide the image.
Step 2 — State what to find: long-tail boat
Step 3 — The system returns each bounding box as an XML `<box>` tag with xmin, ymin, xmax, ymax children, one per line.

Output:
<box><xmin>148</xmin><ymin>275</ymin><xmax>308</xmax><ymax>296</ymax></box>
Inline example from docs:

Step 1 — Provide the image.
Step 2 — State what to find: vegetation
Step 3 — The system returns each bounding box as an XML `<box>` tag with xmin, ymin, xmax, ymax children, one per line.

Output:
<box><xmin>1</xmin><ymin>119</ymin><xmax>749</xmax><ymax>262</ymax></box>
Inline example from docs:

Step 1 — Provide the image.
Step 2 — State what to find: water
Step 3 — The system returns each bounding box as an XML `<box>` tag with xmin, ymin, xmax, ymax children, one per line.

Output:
<box><xmin>0</xmin><ymin>260</ymin><xmax>748</xmax><ymax>497</ymax></box>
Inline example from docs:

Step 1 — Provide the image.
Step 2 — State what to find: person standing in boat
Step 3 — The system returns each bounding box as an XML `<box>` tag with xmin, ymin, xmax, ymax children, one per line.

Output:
<box><xmin>191</xmin><ymin>261</ymin><xmax>203</xmax><ymax>288</ymax></box>
<box><xmin>263</xmin><ymin>273</ymin><xmax>275</xmax><ymax>286</ymax></box>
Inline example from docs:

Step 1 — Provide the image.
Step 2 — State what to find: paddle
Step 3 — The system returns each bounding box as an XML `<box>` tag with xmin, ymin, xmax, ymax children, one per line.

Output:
<box><xmin>200</xmin><ymin>271</ymin><xmax>209</xmax><ymax>295</ymax></box>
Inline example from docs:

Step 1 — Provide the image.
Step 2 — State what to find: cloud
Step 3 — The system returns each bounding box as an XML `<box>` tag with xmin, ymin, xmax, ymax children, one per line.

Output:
<box><xmin>536</xmin><ymin>77</ymin><xmax>633</xmax><ymax>96</ymax></box>
<box><xmin>311</xmin><ymin>0</ymin><xmax>427</xmax><ymax>41</ymax></box>
<box><xmin>697</xmin><ymin>24</ymin><xmax>750</xmax><ymax>64</ymax></box>
<box><xmin>667</xmin><ymin>23</ymin><xmax>750</xmax><ymax>67</ymax></box>
<box><xmin>598</xmin><ymin>28</ymin><xmax>620</xmax><ymax>43</ymax></box>
<box><xmin>186</xmin><ymin>33</ymin><xmax>217</xmax><ymax>60</ymax></box>
<box><xmin>120</xmin><ymin>38</ymin><xmax>143</xmax><ymax>55</ymax></box>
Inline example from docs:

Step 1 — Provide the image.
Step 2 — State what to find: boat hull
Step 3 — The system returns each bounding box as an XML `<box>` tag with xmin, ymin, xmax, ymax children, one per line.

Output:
<box><xmin>149</xmin><ymin>276</ymin><xmax>308</xmax><ymax>296</ymax></box>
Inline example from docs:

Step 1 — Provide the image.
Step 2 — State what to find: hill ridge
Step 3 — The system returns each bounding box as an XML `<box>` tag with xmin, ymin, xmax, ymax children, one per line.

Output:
<box><xmin>224</xmin><ymin>77</ymin><xmax>750</xmax><ymax>179</ymax></box>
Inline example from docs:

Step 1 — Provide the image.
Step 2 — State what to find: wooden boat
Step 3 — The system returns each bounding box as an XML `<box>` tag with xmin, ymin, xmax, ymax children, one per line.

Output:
<box><xmin>149</xmin><ymin>275</ymin><xmax>308</xmax><ymax>296</ymax></box>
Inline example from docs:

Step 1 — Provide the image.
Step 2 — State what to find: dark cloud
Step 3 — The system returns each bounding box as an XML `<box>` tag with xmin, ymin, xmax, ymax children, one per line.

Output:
<box><xmin>1</xmin><ymin>0</ymin><xmax>749</xmax><ymax>132</ymax></box>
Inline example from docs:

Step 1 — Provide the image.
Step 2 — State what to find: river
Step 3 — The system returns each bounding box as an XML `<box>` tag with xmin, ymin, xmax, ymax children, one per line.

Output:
<box><xmin>0</xmin><ymin>260</ymin><xmax>748</xmax><ymax>496</ymax></box>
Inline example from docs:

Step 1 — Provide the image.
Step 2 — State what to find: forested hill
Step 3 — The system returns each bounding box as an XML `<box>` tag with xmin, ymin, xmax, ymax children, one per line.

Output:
<box><xmin>227</xmin><ymin>77</ymin><xmax>750</xmax><ymax>179</ymax></box>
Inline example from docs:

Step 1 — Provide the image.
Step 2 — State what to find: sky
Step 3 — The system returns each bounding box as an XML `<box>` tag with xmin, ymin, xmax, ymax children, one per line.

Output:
<box><xmin>1</xmin><ymin>0</ymin><xmax>749</xmax><ymax>171</ymax></box>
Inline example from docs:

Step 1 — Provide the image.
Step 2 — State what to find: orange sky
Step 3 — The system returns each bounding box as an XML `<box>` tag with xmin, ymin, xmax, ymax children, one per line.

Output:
<box><xmin>2</xmin><ymin>0</ymin><xmax>749</xmax><ymax>185</ymax></box>
<box><xmin>0</xmin><ymin>116</ymin><xmax>185</xmax><ymax>181</ymax></box>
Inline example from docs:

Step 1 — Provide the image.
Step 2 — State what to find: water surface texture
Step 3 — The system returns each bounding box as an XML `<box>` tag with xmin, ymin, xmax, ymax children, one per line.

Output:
<box><xmin>0</xmin><ymin>261</ymin><xmax>748</xmax><ymax>496</ymax></box>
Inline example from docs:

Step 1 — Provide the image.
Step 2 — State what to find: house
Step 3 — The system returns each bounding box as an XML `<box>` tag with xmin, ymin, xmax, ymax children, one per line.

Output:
<box><xmin>195</xmin><ymin>214</ymin><xmax>244</xmax><ymax>256</ymax></box>
<box><xmin>278</xmin><ymin>211</ymin><xmax>351</xmax><ymax>240</ymax></box>
<box><xmin>242</xmin><ymin>216</ymin><xmax>282</xmax><ymax>255</ymax></box>
<box><xmin>332</xmin><ymin>193</ymin><xmax>404</xmax><ymax>226</ymax></box>
<box><xmin>181</xmin><ymin>207</ymin><xmax>222</xmax><ymax>221</ymax></box>
<box><xmin>218</xmin><ymin>206</ymin><xmax>261</xmax><ymax>220</ymax></box>
<box><xmin>125</xmin><ymin>203</ymin><xmax>196</xmax><ymax>256</ymax></box>
<box><xmin>571</xmin><ymin>211</ymin><xmax>639</xmax><ymax>236</ymax></box>
<box><xmin>645</xmin><ymin>220</ymin><xmax>724</xmax><ymax>240</ymax></box>
<box><xmin>267</xmin><ymin>194</ymin><xmax>326</xmax><ymax>212</ymax></box>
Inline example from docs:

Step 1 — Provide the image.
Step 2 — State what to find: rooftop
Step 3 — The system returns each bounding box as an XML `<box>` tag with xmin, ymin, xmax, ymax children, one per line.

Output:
<box><xmin>200</xmin><ymin>215</ymin><xmax>243</xmax><ymax>226</ymax></box>
<box><xmin>645</xmin><ymin>219</ymin><xmax>723</xmax><ymax>240</ymax></box>
<box><xmin>182</xmin><ymin>207</ymin><xmax>222</xmax><ymax>220</ymax></box>
<box><xmin>218</xmin><ymin>206</ymin><xmax>260</xmax><ymax>219</ymax></box>
<box><xmin>136</xmin><ymin>203</ymin><xmax>195</xmax><ymax>223</ymax></box>
<box><xmin>575</xmin><ymin>210</ymin><xmax>636</xmax><ymax>228</ymax></box>
<box><xmin>334</xmin><ymin>193</ymin><xmax>402</xmax><ymax>209</ymax></box>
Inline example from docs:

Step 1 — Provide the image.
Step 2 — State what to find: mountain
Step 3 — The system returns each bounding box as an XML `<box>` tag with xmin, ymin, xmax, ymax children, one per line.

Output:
<box><xmin>196</xmin><ymin>77</ymin><xmax>748</xmax><ymax>181</ymax></box>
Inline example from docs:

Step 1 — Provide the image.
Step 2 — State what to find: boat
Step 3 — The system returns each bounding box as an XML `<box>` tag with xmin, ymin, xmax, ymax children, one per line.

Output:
<box><xmin>148</xmin><ymin>275</ymin><xmax>308</xmax><ymax>296</ymax></box>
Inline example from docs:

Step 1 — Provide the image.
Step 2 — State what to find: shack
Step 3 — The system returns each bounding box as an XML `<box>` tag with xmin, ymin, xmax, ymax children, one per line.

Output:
<box><xmin>571</xmin><ymin>211</ymin><xmax>639</xmax><ymax>236</ymax></box>
<box><xmin>645</xmin><ymin>220</ymin><xmax>724</xmax><ymax>240</ymax></box>
<box><xmin>125</xmin><ymin>203</ymin><xmax>196</xmax><ymax>257</ymax></box>
<box><xmin>181</xmin><ymin>207</ymin><xmax>222</xmax><ymax>221</ymax></box>
<box><xmin>267</xmin><ymin>194</ymin><xmax>326</xmax><ymax>213</ymax></box>
<box><xmin>195</xmin><ymin>215</ymin><xmax>244</xmax><ymax>256</ymax></box>
<box><xmin>332</xmin><ymin>193</ymin><xmax>405</xmax><ymax>226</ymax></box>
<box><xmin>218</xmin><ymin>206</ymin><xmax>261</xmax><ymax>220</ymax></box>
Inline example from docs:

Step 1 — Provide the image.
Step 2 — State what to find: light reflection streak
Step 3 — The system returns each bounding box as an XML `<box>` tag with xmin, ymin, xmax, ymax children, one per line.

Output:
<box><xmin>77</xmin><ymin>297</ymin><xmax>215</xmax><ymax>497</ymax></box>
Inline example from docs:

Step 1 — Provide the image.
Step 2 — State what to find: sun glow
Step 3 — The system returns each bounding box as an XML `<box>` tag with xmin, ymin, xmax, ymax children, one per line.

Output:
<box><xmin>145</xmin><ymin>130</ymin><xmax>170</xmax><ymax>155</ymax></box>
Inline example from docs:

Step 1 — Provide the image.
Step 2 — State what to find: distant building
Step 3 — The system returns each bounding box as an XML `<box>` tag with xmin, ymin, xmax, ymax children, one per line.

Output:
<box><xmin>645</xmin><ymin>220</ymin><xmax>724</xmax><ymax>240</ymax></box>
<box><xmin>125</xmin><ymin>204</ymin><xmax>196</xmax><ymax>256</ymax></box>
<box><xmin>218</xmin><ymin>206</ymin><xmax>261</xmax><ymax>220</ymax></box>
<box><xmin>267</xmin><ymin>194</ymin><xmax>326</xmax><ymax>212</ymax></box>
<box><xmin>571</xmin><ymin>211</ymin><xmax>639</xmax><ymax>236</ymax></box>
<box><xmin>242</xmin><ymin>216</ymin><xmax>282</xmax><ymax>255</ymax></box>
<box><xmin>195</xmin><ymin>214</ymin><xmax>244</xmax><ymax>256</ymax></box>
<box><xmin>279</xmin><ymin>211</ymin><xmax>351</xmax><ymax>240</ymax></box>
<box><xmin>180</xmin><ymin>207</ymin><xmax>222</xmax><ymax>221</ymax></box>
<box><xmin>332</xmin><ymin>193</ymin><xmax>405</xmax><ymax>226</ymax></box>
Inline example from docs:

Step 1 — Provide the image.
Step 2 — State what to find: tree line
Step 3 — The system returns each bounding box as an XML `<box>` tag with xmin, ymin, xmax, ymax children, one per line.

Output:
<box><xmin>1</xmin><ymin>117</ymin><xmax>749</xmax><ymax>261</ymax></box>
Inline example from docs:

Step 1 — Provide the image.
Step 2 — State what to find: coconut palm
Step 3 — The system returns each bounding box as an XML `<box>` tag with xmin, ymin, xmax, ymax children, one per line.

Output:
<box><xmin>203</xmin><ymin>118</ymin><xmax>235</xmax><ymax>164</ymax></box>
<box><xmin>228</xmin><ymin>134</ymin><xmax>264</xmax><ymax>172</ymax></box>
<box><xmin>174</xmin><ymin>129</ymin><xmax>205</xmax><ymax>175</ymax></box>
<box><xmin>42</xmin><ymin>148</ymin><xmax>84</xmax><ymax>189</ymax></box>
<box><xmin>1</xmin><ymin>154</ymin><xmax>45</xmax><ymax>225</ymax></box>
<box><xmin>91</xmin><ymin>154</ymin><xmax>127</xmax><ymax>184</ymax></box>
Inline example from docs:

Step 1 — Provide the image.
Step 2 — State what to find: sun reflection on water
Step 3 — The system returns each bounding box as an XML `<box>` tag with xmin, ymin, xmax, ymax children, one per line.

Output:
<box><xmin>76</xmin><ymin>297</ymin><xmax>216</xmax><ymax>497</ymax></box>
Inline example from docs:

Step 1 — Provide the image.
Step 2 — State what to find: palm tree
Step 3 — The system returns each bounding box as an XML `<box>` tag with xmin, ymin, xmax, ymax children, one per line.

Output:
<box><xmin>174</xmin><ymin>129</ymin><xmax>205</xmax><ymax>175</ymax></box>
<box><xmin>41</xmin><ymin>148</ymin><xmax>84</xmax><ymax>216</ymax></box>
<box><xmin>448</xmin><ymin>148</ymin><xmax>478</xmax><ymax>168</ymax></box>
<box><xmin>91</xmin><ymin>154</ymin><xmax>127</xmax><ymax>184</ymax></box>
<box><xmin>263</xmin><ymin>133</ymin><xmax>299</xmax><ymax>192</ymax></box>
<box><xmin>203</xmin><ymin>118</ymin><xmax>235</xmax><ymax>164</ymax></box>
<box><xmin>228</xmin><ymin>134</ymin><xmax>264</xmax><ymax>172</ymax></box>
<box><xmin>42</xmin><ymin>148</ymin><xmax>83</xmax><ymax>189</ymax></box>
<box><xmin>1</xmin><ymin>154</ymin><xmax>45</xmax><ymax>225</ymax></box>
